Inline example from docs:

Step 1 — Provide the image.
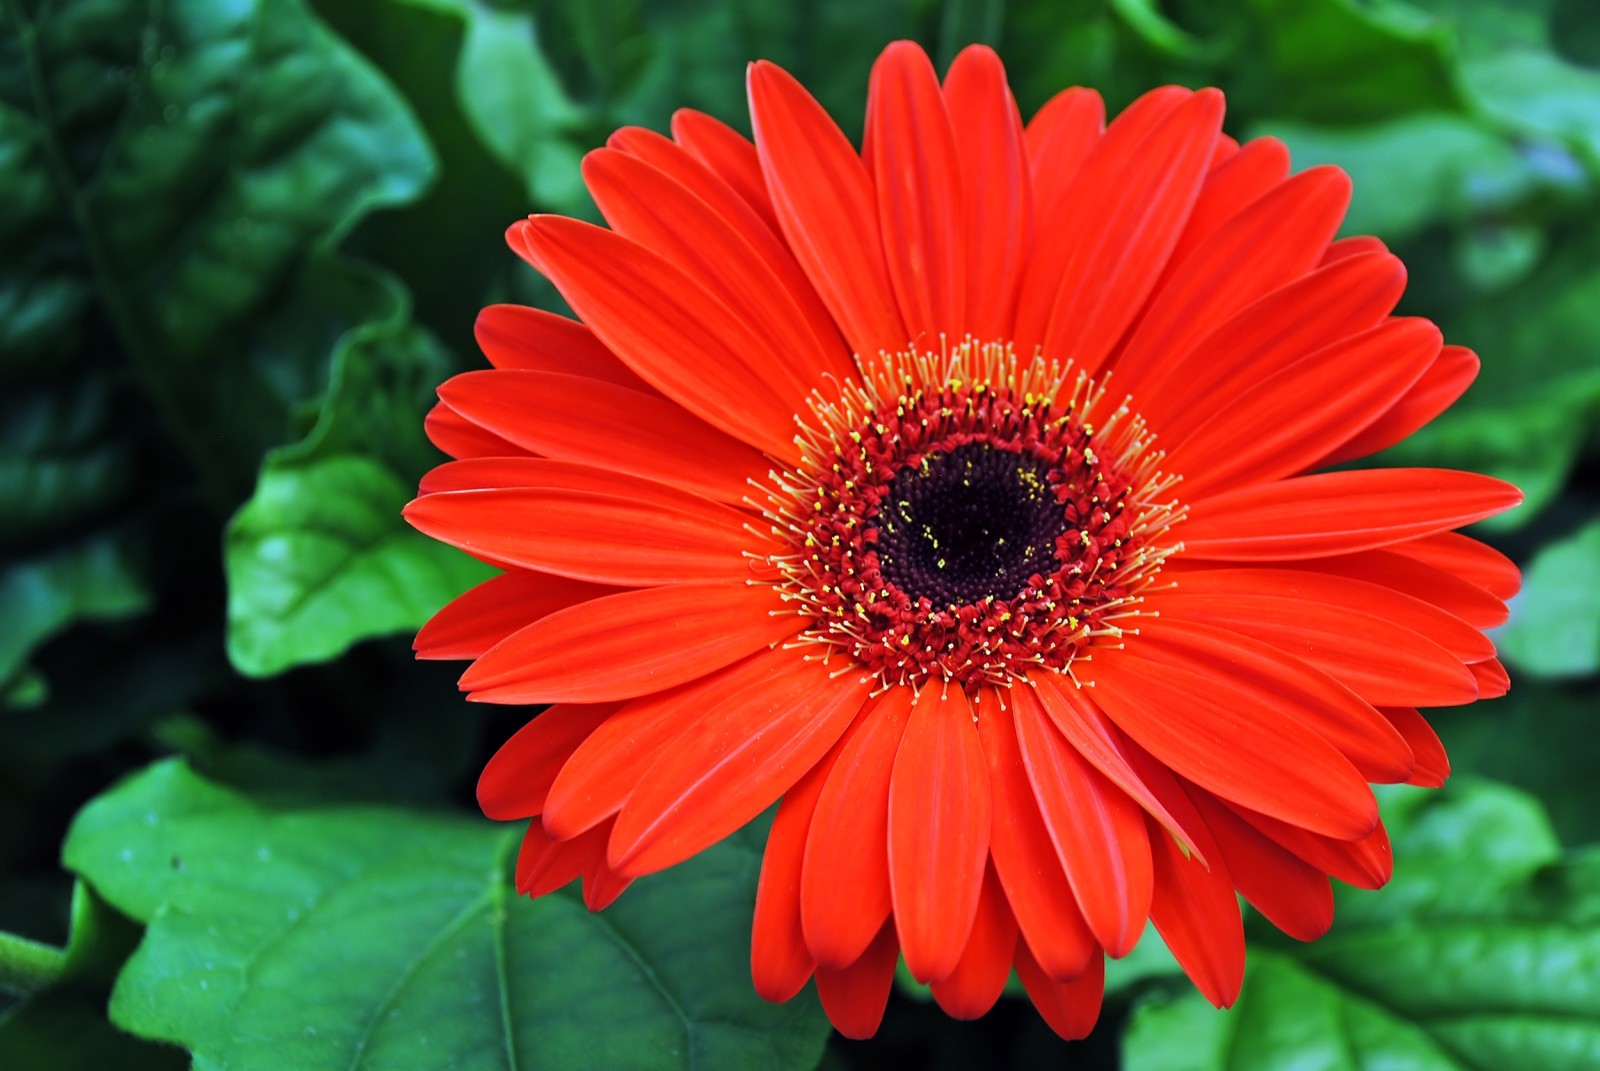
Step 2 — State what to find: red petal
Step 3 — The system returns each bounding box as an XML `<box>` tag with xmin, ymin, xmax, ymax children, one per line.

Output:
<box><xmin>1015</xmin><ymin>939</ymin><xmax>1105</xmax><ymax>1041</ymax></box>
<box><xmin>750</xmin><ymin>734</ymin><xmax>835</xmax><ymax>1002</ymax></box>
<box><xmin>1322</xmin><ymin>235</ymin><xmax>1388</xmax><ymax>263</ymax></box>
<box><xmin>973</xmin><ymin>688</ymin><xmax>1097</xmax><ymax>981</ymax></box>
<box><xmin>515</xmin><ymin>820</ymin><xmax>606</xmax><ymax>898</ymax></box>
<box><xmin>1282</xmin><ymin>549</ymin><xmax>1510</xmax><ymax>630</ymax></box>
<box><xmin>1013</xmin><ymin>687</ymin><xmax>1152</xmax><ymax>957</ymax></box>
<box><xmin>1118</xmin><ymin>165</ymin><xmax>1350</xmax><ymax>399</ymax></box>
<box><xmin>1140</xmin><ymin>251</ymin><xmax>1406</xmax><ymax>439</ymax></box>
<box><xmin>1229</xmin><ymin>803</ymin><xmax>1393</xmax><ymax>890</ymax></box>
<box><xmin>1083</xmin><ymin>647</ymin><xmax>1379</xmax><ymax>840</ymax></box>
<box><xmin>1161</xmin><ymin>136</ymin><xmax>1290</xmax><ymax>270</ymax></box>
<box><xmin>928</xmin><ymin>865</ymin><xmax>1019</xmax><ymax>1019</ymax></box>
<box><xmin>609</xmin><ymin>656</ymin><xmax>871</xmax><ymax>876</ymax></box>
<box><xmin>1115</xmin><ymin>615</ymin><xmax>1417</xmax><ymax>782</ymax></box>
<box><xmin>439</xmin><ymin>370</ymin><xmax>766</xmax><ymax>506</ymax></box>
<box><xmin>1319</xmin><ymin>344</ymin><xmax>1479</xmax><ymax>466</ymax></box>
<box><xmin>802</xmin><ymin>688</ymin><xmax>912</xmax><ymax>969</ymax></box>
<box><xmin>1164</xmin><ymin>565</ymin><xmax>1494</xmax><ymax>664</ymax></box>
<box><xmin>1147</xmin><ymin>808</ymin><xmax>1244</xmax><ymax>1007</ymax></box>
<box><xmin>609</xmin><ymin>125</ymin><xmax>848</xmax><ymax>369</ymax></box>
<box><xmin>1180</xmin><ymin>468</ymin><xmax>1524</xmax><ymax>560</ymax></box>
<box><xmin>944</xmin><ymin>45</ymin><xmax>1032</xmax><ymax>342</ymax></box>
<box><xmin>670</xmin><ymin>108</ymin><xmax>781</xmax><ymax>230</ymax></box>
<box><xmin>815</xmin><ymin>921</ymin><xmax>900</xmax><ymax>1041</ymax></box>
<box><xmin>543</xmin><ymin>648</ymin><xmax>796</xmax><ymax>839</ymax></box>
<box><xmin>1030</xmin><ymin>674</ymin><xmax>1205</xmax><ymax>858</ymax></box>
<box><xmin>416</xmin><ymin>570</ymin><xmax>612</xmax><ymax>661</ymax></box>
<box><xmin>459</xmin><ymin>582</ymin><xmax>798</xmax><ymax>704</ymax></box>
<box><xmin>474</xmin><ymin>304</ymin><xmax>651</xmax><ymax>391</ymax></box>
<box><xmin>868</xmin><ymin>41</ymin><xmax>966</xmax><ymax>341</ymax></box>
<box><xmin>748</xmin><ymin>60</ymin><xmax>907</xmax><ymax>361</ymax></box>
<box><xmin>424</xmin><ymin>401</ymin><xmax>526</xmax><ymax>460</ymax></box>
<box><xmin>1189</xmin><ymin>788</ymin><xmax>1335</xmax><ymax>942</ymax></box>
<box><xmin>581</xmin><ymin>856</ymin><xmax>632</xmax><ymax>911</ymax></box>
<box><xmin>1035</xmin><ymin>89</ymin><xmax>1224</xmax><ymax>373</ymax></box>
<box><xmin>1024</xmin><ymin>86</ymin><xmax>1104</xmax><ymax>174</ymax></box>
<box><xmin>584</xmin><ymin>146</ymin><xmax>852</xmax><ymax>387</ymax></box>
<box><xmin>405</xmin><ymin>472</ymin><xmax>769</xmax><ymax>587</ymax></box>
<box><xmin>1168</xmin><ymin>318</ymin><xmax>1441</xmax><ymax>498</ymax></box>
<box><xmin>1380</xmin><ymin>707</ymin><xmax>1451</xmax><ymax>787</ymax></box>
<box><xmin>478</xmin><ymin>702</ymin><xmax>618</xmax><ymax>820</ymax></box>
<box><xmin>889</xmin><ymin>686</ymin><xmax>992</xmax><ymax>983</ymax></box>
<box><xmin>511</xmin><ymin>216</ymin><xmax>803</xmax><ymax>461</ymax></box>
<box><xmin>1471</xmin><ymin>657</ymin><xmax>1510</xmax><ymax>698</ymax></box>
<box><xmin>1389</xmin><ymin>532</ymin><xmax>1522</xmax><ymax>599</ymax></box>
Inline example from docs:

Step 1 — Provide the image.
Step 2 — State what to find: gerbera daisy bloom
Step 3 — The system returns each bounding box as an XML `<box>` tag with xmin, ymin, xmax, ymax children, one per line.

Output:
<box><xmin>404</xmin><ymin>41</ymin><xmax>1521</xmax><ymax>1040</ymax></box>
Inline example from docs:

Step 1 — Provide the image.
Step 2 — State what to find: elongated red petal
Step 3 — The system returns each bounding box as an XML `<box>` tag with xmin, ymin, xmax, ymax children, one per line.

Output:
<box><xmin>751</xmin><ymin>757</ymin><xmax>827</xmax><ymax>1001</ymax></box>
<box><xmin>1281</xmin><ymin>549</ymin><xmax>1510</xmax><ymax>630</ymax></box>
<box><xmin>424</xmin><ymin>401</ymin><xmax>525</xmax><ymax>460</ymax></box>
<box><xmin>1117</xmin><ymin>165</ymin><xmax>1350</xmax><ymax>397</ymax></box>
<box><xmin>460</xmin><ymin>583</ymin><xmax>798</xmax><ymax>704</ymax></box>
<box><xmin>515</xmin><ymin>820</ymin><xmax>603</xmax><ymax>898</ymax></box>
<box><xmin>479</xmin><ymin>702</ymin><xmax>618</xmax><ymax>820</ymax></box>
<box><xmin>1180</xmin><ymin>468</ymin><xmax>1523</xmax><ymax>560</ymax></box>
<box><xmin>1168</xmin><ymin>318</ymin><xmax>1441</xmax><ymax>498</ymax></box>
<box><xmin>1037</xmin><ymin>89</ymin><xmax>1224</xmax><ymax>372</ymax></box>
<box><xmin>1390</xmin><ymin>531</ymin><xmax>1522</xmax><ymax>599</ymax></box>
<box><xmin>1380</xmin><ymin>707</ymin><xmax>1451</xmax><ymax>787</ymax></box>
<box><xmin>1083</xmin><ymin>648</ymin><xmax>1379</xmax><ymax>840</ymax></box>
<box><xmin>1228</xmin><ymin>803</ymin><xmax>1393</xmax><ymax>890</ymax></box>
<box><xmin>802</xmin><ymin>688</ymin><xmax>912</xmax><ymax>969</ymax></box>
<box><xmin>543</xmin><ymin>648</ymin><xmax>795</xmax><ymax>839</ymax></box>
<box><xmin>890</xmin><ymin>686</ymin><xmax>992</xmax><ymax>983</ymax></box>
<box><xmin>1319</xmin><ymin>344</ymin><xmax>1480</xmax><ymax>466</ymax></box>
<box><xmin>1153</xmin><ymin>589</ymin><xmax>1478</xmax><ymax>709</ymax></box>
<box><xmin>439</xmin><ymin>370</ymin><xmax>766</xmax><ymax>505</ymax></box>
<box><xmin>1015</xmin><ymin>939</ymin><xmax>1105</xmax><ymax>1041</ymax></box>
<box><xmin>1160</xmin><ymin>136</ymin><xmax>1290</xmax><ymax>270</ymax></box>
<box><xmin>416</xmin><ymin>570</ymin><xmax>611</xmax><ymax>661</ymax></box>
<box><xmin>815</xmin><ymin>921</ymin><xmax>900</xmax><ymax>1041</ymax></box>
<box><xmin>928</xmin><ymin>865</ymin><xmax>1019</xmax><ymax>1019</ymax></box>
<box><xmin>1189</xmin><ymin>788</ymin><xmax>1335</xmax><ymax>941</ymax></box>
<box><xmin>1141</xmin><ymin>250</ymin><xmax>1406</xmax><ymax>438</ymax></box>
<box><xmin>1013</xmin><ymin>687</ymin><xmax>1152</xmax><ymax>956</ymax></box>
<box><xmin>944</xmin><ymin>45</ymin><xmax>1031</xmax><ymax>342</ymax></box>
<box><xmin>748</xmin><ymin>60</ymin><xmax>907</xmax><ymax>361</ymax></box>
<box><xmin>1471</xmin><ymin>657</ymin><xmax>1510</xmax><ymax>698</ymax></box>
<box><xmin>512</xmin><ymin>216</ymin><xmax>803</xmax><ymax>460</ymax></box>
<box><xmin>973</xmin><ymin>688</ymin><xmax>1097</xmax><ymax>981</ymax></box>
<box><xmin>609</xmin><ymin>656</ymin><xmax>871</xmax><ymax>876</ymax></box>
<box><xmin>406</xmin><ymin>476</ymin><xmax>768</xmax><ymax>587</ymax></box>
<box><xmin>1031</xmin><ymin>673</ymin><xmax>1207</xmax><ymax>858</ymax></box>
<box><xmin>868</xmin><ymin>41</ymin><xmax>966</xmax><ymax>341</ymax></box>
<box><xmin>584</xmin><ymin>146</ymin><xmax>851</xmax><ymax>388</ymax></box>
<box><xmin>670</xmin><ymin>108</ymin><xmax>781</xmax><ymax>230</ymax></box>
<box><xmin>1146</xmin><ymin>807</ymin><xmax>1244</xmax><ymax>1007</ymax></box>
<box><xmin>474</xmin><ymin>304</ymin><xmax>652</xmax><ymax>391</ymax></box>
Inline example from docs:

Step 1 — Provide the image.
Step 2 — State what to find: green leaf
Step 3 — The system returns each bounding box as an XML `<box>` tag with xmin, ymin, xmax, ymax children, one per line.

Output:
<box><xmin>63</xmin><ymin>760</ymin><xmax>831</xmax><ymax>1071</ymax></box>
<box><xmin>0</xmin><ymin>536</ymin><xmax>148</xmax><ymax>694</ymax></box>
<box><xmin>1497</xmin><ymin>520</ymin><xmax>1600</xmax><ymax>678</ymax></box>
<box><xmin>1124</xmin><ymin>780</ymin><xmax>1600</xmax><ymax>1070</ymax></box>
<box><xmin>1</xmin><ymin>0</ymin><xmax>435</xmax><ymax>498</ymax></box>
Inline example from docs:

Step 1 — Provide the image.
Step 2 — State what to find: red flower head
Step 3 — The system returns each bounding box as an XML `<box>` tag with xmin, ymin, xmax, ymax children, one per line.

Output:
<box><xmin>406</xmin><ymin>41</ymin><xmax>1522</xmax><ymax>1039</ymax></box>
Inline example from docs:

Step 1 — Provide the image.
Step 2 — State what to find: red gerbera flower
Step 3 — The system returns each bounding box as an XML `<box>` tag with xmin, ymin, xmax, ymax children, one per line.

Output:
<box><xmin>405</xmin><ymin>41</ymin><xmax>1522</xmax><ymax>1039</ymax></box>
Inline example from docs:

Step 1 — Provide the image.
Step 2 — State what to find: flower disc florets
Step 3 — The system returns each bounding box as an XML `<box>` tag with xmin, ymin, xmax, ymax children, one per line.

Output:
<box><xmin>762</xmin><ymin>340</ymin><xmax>1185</xmax><ymax>691</ymax></box>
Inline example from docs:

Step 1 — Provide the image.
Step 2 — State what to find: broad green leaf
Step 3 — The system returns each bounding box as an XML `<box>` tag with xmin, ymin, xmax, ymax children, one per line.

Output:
<box><xmin>0</xmin><ymin>536</ymin><xmax>148</xmax><ymax>695</ymax></box>
<box><xmin>1</xmin><ymin>0</ymin><xmax>434</xmax><ymax>497</ymax></box>
<box><xmin>1124</xmin><ymin>780</ymin><xmax>1600</xmax><ymax>1070</ymax></box>
<box><xmin>63</xmin><ymin>760</ymin><xmax>832</xmax><ymax>1071</ymax></box>
<box><xmin>1497</xmin><ymin>520</ymin><xmax>1600</xmax><ymax>678</ymax></box>
<box><xmin>226</xmin><ymin>451</ymin><xmax>487</xmax><ymax>679</ymax></box>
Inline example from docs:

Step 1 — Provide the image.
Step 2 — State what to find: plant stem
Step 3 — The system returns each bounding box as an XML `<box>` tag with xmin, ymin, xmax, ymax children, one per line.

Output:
<box><xmin>0</xmin><ymin>929</ymin><xmax>68</xmax><ymax>998</ymax></box>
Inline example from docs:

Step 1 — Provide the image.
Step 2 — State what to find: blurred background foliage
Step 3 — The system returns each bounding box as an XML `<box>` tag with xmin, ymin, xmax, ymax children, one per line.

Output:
<box><xmin>1</xmin><ymin>0</ymin><xmax>1597</xmax><ymax>1067</ymax></box>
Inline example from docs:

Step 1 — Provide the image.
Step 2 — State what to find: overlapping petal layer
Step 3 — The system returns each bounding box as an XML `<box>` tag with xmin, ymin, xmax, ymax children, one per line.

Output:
<box><xmin>408</xmin><ymin>40</ymin><xmax>1521</xmax><ymax>1042</ymax></box>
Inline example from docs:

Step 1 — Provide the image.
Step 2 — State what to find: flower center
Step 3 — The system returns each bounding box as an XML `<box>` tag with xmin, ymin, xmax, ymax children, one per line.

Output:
<box><xmin>875</xmin><ymin>442</ymin><xmax>1062</xmax><ymax>608</ymax></box>
<box><xmin>761</xmin><ymin>341</ymin><xmax>1183</xmax><ymax>691</ymax></box>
